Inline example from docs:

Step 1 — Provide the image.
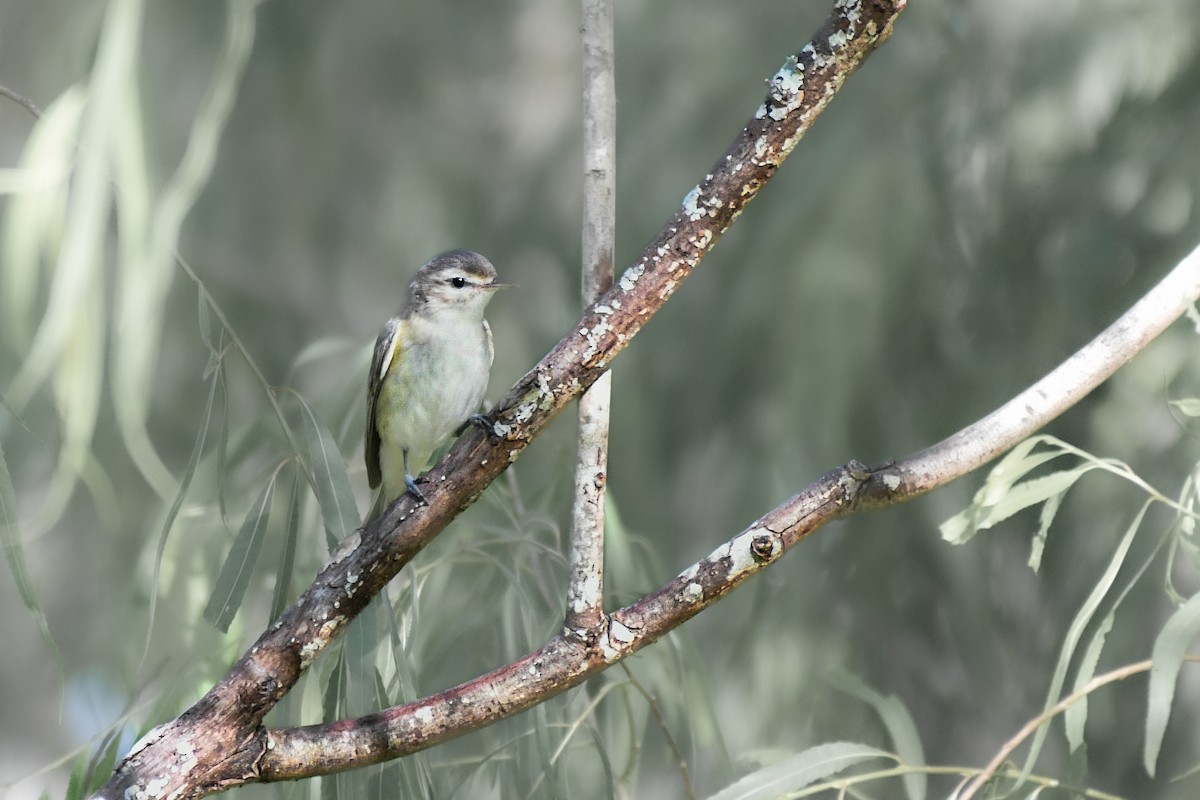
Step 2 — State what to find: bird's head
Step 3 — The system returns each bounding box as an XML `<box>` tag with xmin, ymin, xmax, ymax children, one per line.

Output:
<box><xmin>408</xmin><ymin>250</ymin><xmax>511</xmax><ymax>319</ymax></box>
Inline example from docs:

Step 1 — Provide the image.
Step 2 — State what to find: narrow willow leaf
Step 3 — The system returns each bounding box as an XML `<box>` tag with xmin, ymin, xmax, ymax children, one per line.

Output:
<box><xmin>705</xmin><ymin>742</ymin><xmax>891</xmax><ymax>800</ymax></box>
<box><xmin>345</xmin><ymin>600</ymin><xmax>380</xmax><ymax>717</ymax></box>
<box><xmin>975</xmin><ymin>437</ymin><xmax>1067</xmax><ymax>505</ymax></box>
<box><xmin>293</xmin><ymin>393</ymin><xmax>360</xmax><ymax>543</ymax></box>
<box><xmin>941</xmin><ymin>437</ymin><xmax>1069</xmax><ymax>543</ymax></box>
<box><xmin>269</xmin><ymin>466</ymin><xmax>302</xmax><ymax>623</ymax></box>
<box><xmin>1029</xmin><ymin>490</ymin><xmax>1066</xmax><ymax>572</ymax></box>
<box><xmin>1064</xmin><ymin>609</ymin><xmax>1115</xmax><ymax>757</ymax></box>
<box><xmin>2</xmin><ymin>86</ymin><xmax>85</xmax><ymax>345</ymax></box>
<box><xmin>0</xmin><ymin>436</ymin><xmax>64</xmax><ymax>683</ymax></box>
<box><xmin>203</xmin><ymin>475</ymin><xmax>275</xmax><ymax>632</ymax></box>
<box><xmin>321</xmin><ymin>650</ymin><xmax>349</xmax><ymax>800</ymax></box>
<box><xmin>1168</xmin><ymin>398</ymin><xmax>1200</xmax><ymax>417</ymax></box>
<box><xmin>323</xmin><ymin>649</ymin><xmax>348</xmax><ymax>721</ymax></box>
<box><xmin>142</xmin><ymin>367</ymin><xmax>220</xmax><ymax>664</ymax></box>
<box><xmin>978</xmin><ymin>466</ymin><xmax>1094</xmax><ymax>531</ymax></box>
<box><xmin>830</xmin><ymin>673</ymin><xmax>925</xmax><ymax>800</ymax></box>
<box><xmin>1144</xmin><ymin>590</ymin><xmax>1200</xmax><ymax>776</ymax></box>
<box><xmin>1019</xmin><ymin>501</ymin><xmax>1149</xmax><ymax>786</ymax></box>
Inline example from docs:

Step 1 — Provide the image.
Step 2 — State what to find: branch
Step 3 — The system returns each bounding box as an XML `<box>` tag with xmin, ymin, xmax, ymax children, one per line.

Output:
<box><xmin>566</xmin><ymin>0</ymin><xmax>616</xmax><ymax>634</ymax></box>
<box><xmin>94</xmin><ymin>3</ymin><xmax>906</xmax><ymax>797</ymax></box>
<box><xmin>260</xmin><ymin>240</ymin><xmax>1200</xmax><ymax>778</ymax></box>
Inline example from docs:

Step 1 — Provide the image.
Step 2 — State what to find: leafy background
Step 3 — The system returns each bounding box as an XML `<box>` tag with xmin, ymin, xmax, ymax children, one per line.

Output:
<box><xmin>2</xmin><ymin>0</ymin><xmax>1200</xmax><ymax>798</ymax></box>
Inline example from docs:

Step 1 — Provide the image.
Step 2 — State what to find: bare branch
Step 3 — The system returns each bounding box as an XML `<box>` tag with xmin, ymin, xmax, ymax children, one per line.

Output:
<box><xmin>93</xmin><ymin>3</ymin><xmax>906</xmax><ymax>796</ymax></box>
<box><xmin>901</xmin><ymin>244</ymin><xmax>1200</xmax><ymax>499</ymax></box>
<box><xmin>567</xmin><ymin>0</ymin><xmax>616</xmax><ymax>634</ymax></box>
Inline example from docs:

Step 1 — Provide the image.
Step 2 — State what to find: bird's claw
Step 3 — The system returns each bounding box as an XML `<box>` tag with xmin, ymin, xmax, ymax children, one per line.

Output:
<box><xmin>459</xmin><ymin>413</ymin><xmax>499</xmax><ymax>439</ymax></box>
<box><xmin>404</xmin><ymin>473</ymin><xmax>428</xmax><ymax>505</ymax></box>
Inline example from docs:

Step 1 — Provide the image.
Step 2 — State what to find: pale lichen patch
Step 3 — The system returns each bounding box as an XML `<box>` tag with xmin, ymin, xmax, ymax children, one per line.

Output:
<box><xmin>682</xmin><ymin>186</ymin><xmax>704</xmax><ymax>221</ymax></box>
<box><xmin>298</xmin><ymin>614</ymin><xmax>346</xmax><ymax>669</ymax></box>
<box><xmin>619</xmin><ymin>263</ymin><xmax>644</xmax><ymax>293</ymax></box>
<box><xmin>329</xmin><ymin>530</ymin><xmax>361</xmax><ymax>565</ymax></box>
<box><xmin>610</xmin><ymin>618</ymin><xmax>635</xmax><ymax>645</ymax></box>
<box><xmin>144</xmin><ymin>776</ymin><xmax>169</xmax><ymax>798</ymax></box>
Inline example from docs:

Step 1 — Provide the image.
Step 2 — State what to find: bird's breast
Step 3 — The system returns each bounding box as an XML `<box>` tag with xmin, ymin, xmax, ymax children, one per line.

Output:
<box><xmin>375</xmin><ymin>318</ymin><xmax>492</xmax><ymax>464</ymax></box>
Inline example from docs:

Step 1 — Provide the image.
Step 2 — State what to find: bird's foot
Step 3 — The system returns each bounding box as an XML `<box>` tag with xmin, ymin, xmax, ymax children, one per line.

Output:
<box><xmin>404</xmin><ymin>473</ymin><xmax>428</xmax><ymax>505</ymax></box>
<box><xmin>458</xmin><ymin>413</ymin><xmax>499</xmax><ymax>438</ymax></box>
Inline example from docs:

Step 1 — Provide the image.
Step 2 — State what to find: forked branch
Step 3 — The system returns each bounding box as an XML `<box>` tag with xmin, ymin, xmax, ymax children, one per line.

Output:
<box><xmin>94</xmin><ymin>2</ymin><xmax>912</xmax><ymax>797</ymax></box>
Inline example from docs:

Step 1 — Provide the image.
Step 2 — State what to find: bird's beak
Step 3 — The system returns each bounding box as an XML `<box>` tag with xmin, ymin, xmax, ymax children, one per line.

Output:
<box><xmin>487</xmin><ymin>281</ymin><xmax>517</xmax><ymax>290</ymax></box>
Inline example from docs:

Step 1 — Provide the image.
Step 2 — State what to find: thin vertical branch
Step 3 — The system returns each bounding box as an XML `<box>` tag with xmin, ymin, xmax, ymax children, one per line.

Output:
<box><xmin>567</xmin><ymin>0</ymin><xmax>616</xmax><ymax>634</ymax></box>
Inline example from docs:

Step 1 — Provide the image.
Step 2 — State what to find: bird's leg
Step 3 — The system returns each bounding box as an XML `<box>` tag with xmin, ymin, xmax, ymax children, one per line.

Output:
<box><xmin>402</xmin><ymin>448</ymin><xmax>427</xmax><ymax>505</ymax></box>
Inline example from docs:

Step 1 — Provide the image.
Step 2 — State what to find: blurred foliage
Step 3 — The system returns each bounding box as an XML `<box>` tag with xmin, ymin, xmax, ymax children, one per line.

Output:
<box><xmin>2</xmin><ymin>0</ymin><xmax>1200</xmax><ymax>799</ymax></box>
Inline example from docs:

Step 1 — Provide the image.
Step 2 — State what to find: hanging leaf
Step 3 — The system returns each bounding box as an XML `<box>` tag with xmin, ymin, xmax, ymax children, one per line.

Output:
<box><xmin>203</xmin><ymin>475</ymin><xmax>276</xmax><ymax>632</ymax></box>
<box><xmin>269</xmin><ymin>466</ymin><xmax>302</xmax><ymax>623</ymax></box>
<box><xmin>0</xmin><ymin>436</ymin><xmax>64</xmax><ymax>685</ymax></box>
<box><xmin>704</xmin><ymin>742</ymin><xmax>891</xmax><ymax>800</ymax></box>
<box><xmin>1144</xmin><ymin>590</ymin><xmax>1200</xmax><ymax>776</ymax></box>
<box><xmin>292</xmin><ymin>392</ymin><xmax>360</xmax><ymax>548</ymax></box>
<box><xmin>829</xmin><ymin>672</ymin><xmax>926</xmax><ymax>800</ymax></box>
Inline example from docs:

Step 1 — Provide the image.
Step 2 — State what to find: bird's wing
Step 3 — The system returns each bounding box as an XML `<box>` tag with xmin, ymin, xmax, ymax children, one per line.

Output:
<box><xmin>364</xmin><ymin>316</ymin><xmax>402</xmax><ymax>489</ymax></box>
<box><xmin>483</xmin><ymin>320</ymin><xmax>494</xmax><ymax>365</ymax></box>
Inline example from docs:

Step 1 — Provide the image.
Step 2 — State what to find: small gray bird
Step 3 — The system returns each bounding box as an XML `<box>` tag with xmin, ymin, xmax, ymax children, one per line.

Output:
<box><xmin>364</xmin><ymin>250</ymin><xmax>509</xmax><ymax>520</ymax></box>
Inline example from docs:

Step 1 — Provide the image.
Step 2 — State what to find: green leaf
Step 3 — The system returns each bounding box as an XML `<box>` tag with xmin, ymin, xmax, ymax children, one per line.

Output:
<box><xmin>321</xmin><ymin>649</ymin><xmax>350</xmax><ymax>800</ymax></box>
<box><xmin>345</xmin><ymin>599</ymin><xmax>381</xmax><ymax>717</ymax></box>
<box><xmin>269</xmin><ymin>466</ymin><xmax>302</xmax><ymax>623</ymax></box>
<box><xmin>1019</xmin><ymin>500</ymin><xmax>1149</xmax><ymax>786</ymax></box>
<box><xmin>293</xmin><ymin>393</ymin><xmax>360</xmax><ymax>547</ymax></box>
<box><xmin>1144</xmin><ymin>590</ymin><xmax>1200</xmax><ymax>776</ymax></box>
<box><xmin>1168</xmin><ymin>398</ymin><xmax>1200</xmax><ymax>417</ymax></box>
<box><xmin>977</xmin><ymin>466</ymin><xmax>1093</xmax><ymax>531</ymax></box>
<box><xmin>142</xmin><ymin>365</ymin><xmax>221</xmax><ymax>663</ymax></box>
<box><xmin>2</xmin><ymin>86</ymin><xmax>84</xmax><ymax>344</ymax></box>
<box><xmin>705</xmin><ymin>742</ymin><xmax>891</xmax><ymax>800</ymax></box>
<box><xmin>0</xmin><ymin>434</ymin><xmax>64</xmax><ymax>686</ymax></box>
<box><xmin>829</xmin><ymin>672</ymin><xmax>925</xmax><ymax>800</ymax></box>
<box><xmin>203</xmin><ymin>474</ymin><xmax>276</xmax><ymax>632</ymax></box>
<box><xmin>1064</xmin><ymin>609</ymin><xmax>1115</xmax><ymax>757</ymax></box>
<box><xmin>940</xmin><ymin>436</ymin><xmax>1072</xmax><ymax>544</ymax></box>
<box><xmin>1029</xmin><ymin>489</ymin><xmax>1065</xmax><ymax>572</ymax></box>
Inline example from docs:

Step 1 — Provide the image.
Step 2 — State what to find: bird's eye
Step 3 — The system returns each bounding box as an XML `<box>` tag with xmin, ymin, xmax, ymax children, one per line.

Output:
<box><xmin>450</xmin><ymin>276</ymin><xmax>467</xmax><ymax>289</ymax></box>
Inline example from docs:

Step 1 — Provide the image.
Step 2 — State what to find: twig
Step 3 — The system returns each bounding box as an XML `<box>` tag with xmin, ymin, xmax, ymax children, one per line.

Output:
<box><xmin>955</xmin><ymin>657</ymin><xmax>1199</xmax><ymax>800</ymax></box>
<box><xmin>567</xmin><ymin>0</ymin><xmax>616</xmax><ymax>634</ymax></box>
<box><xmin>620</xmin><ymin>664</ymin><xmax>697</xmax><ymax>800</ymax></box>
<box><xmin>0</xmin><ymin>83</ymin><xmax>43</xmax><ymax>119</ymax></box>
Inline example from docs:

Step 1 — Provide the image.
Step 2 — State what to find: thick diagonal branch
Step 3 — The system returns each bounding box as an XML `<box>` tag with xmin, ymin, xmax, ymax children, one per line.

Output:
<box><xmin>92</xmin><ymin>2</ymin><xmax>906</xmax><ymax>798</ymax></box>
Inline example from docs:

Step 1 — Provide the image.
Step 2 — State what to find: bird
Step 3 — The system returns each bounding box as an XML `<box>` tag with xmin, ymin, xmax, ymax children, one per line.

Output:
<box><xmin>363</xmin><ymin>249</ymin><xmax>509</xmax><ymax>521</ymax></box>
